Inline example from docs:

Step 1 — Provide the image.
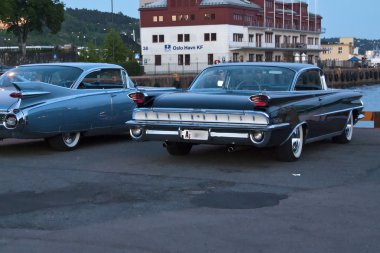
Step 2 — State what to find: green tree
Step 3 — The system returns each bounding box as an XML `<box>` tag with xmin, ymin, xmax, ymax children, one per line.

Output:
<box><xmin>103</xmin><ymin>29</ymin><xmax>127</xmax><ymax>64</ymax></box>
<box><xmin>78</xmin><ymin>41</ymin><xmax>102</xmax><ymax>62</ymax></box>
<box><xmin>0</xmin><ymin>0</ymin><xmax>64</xmax><ymax>57</ymax></box>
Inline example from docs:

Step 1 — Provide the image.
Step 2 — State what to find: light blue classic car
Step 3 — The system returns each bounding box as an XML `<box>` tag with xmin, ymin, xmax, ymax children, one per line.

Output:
<box><xmin>0</xmin><ymin>63</ymin><xmax>166</xmax><ymax>151</ymax></box>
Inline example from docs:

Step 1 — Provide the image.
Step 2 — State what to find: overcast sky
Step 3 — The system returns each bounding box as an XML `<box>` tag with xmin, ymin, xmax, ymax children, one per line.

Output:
<box><xmin>60</xmin><ymin>0</ymin><xmax>380</xmax><ymax>40</ymax></box>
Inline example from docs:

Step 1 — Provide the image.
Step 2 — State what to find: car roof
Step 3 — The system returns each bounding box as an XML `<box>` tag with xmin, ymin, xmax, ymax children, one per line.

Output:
<box><xmin>18</xmin><ymin>62</ymin><xmax>123</xmax><ymax>71</ymax></box>
<box><xmin>209</xmin><ymin>62</ymin><xmax>319</xmax><ymax>72</ymax></box>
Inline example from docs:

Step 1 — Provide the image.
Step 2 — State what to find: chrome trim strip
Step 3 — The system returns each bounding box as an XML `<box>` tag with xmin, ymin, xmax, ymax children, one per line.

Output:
<box><xmin>127</xmin><ymin>120</ymin><xmax>290</xmax><ymax>130</ymax></box>
<box><xmin>146</xmin><ymin>130</ymin><xmax>178</xmax><ymax>135</ymax></box>
<box><xmin>210</xmin><ymin>132</ymin><xmax>249</xmax><ymax>138</ymax></box>
<box><xmin>314</xmin><ymin>106</ymin><xmax>364</xmax><ymax>117</ymax></box>
<box><xmin>280</xmin><ymin>121</ymin><xmax>306</xmax><ymax>146</ymax></box>
<box><xmin>305</xmin><ymin>131</ymin><xmax>342</xmax><ymax>144</ymax></box>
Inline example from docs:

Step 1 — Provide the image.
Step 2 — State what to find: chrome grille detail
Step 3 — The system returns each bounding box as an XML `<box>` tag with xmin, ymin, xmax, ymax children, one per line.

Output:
<box><xmin>133</xmin><ymin>109</ymin><xmax>269</xmax><ymax>125</ymax></box>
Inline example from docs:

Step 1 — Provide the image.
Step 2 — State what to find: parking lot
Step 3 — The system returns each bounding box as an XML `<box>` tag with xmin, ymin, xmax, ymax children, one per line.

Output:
<box><xmin>0</xmin><ymin>128</ymin><xmax>379</xmax><ymax>253</ymax></box>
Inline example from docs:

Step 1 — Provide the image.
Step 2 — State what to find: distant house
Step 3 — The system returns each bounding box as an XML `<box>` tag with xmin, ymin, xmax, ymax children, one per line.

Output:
<box><xmin>320</xmin><ymin>37</ymin><xmax>356</xmax><ymax>61</ymax></box>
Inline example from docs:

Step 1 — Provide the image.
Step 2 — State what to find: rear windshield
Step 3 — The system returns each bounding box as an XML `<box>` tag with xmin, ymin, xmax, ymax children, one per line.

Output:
<box><xmin>190</xmin><ymin>65</ymin><xmax>296</xmax><ymax>91</ymax></box>
<box><xmin>0</xmin><ymin>66</ymin><xmax>83</xmax><ymax>88</ymax></box>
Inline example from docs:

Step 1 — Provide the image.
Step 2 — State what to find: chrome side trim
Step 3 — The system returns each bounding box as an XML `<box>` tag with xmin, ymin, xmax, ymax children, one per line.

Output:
<box><xmin>146</xmin><ymin>130</ymin><xmax>178</xmax><ymax>135</ymax></box>
<box><xmin>210</xmin><ymin>132</ymin><xmax>249</xmax><ymax>138</ymax></box>
<box><xmin>280</xmin><ymin>122</ymin><xmax>306</xmax><ymax>146</ymax></box>
<box><xmin>305</xmin><ymin>131</ymin><xmax>342</xmax><ymax>144</ymax></box>
<box><xmin>314</xmin><ymin>106</ymin><xmax>364</xmax><ymax>117</ymax></box>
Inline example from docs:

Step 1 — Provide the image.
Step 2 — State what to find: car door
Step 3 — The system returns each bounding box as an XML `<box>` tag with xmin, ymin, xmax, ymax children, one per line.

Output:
<box><xmin>105</xmin><ymin>69</ymin><xmax>136</xmax><ymax>129</ymax></box>
<box><xmin>293</xmin><ymin>69</ymin><xmax>325</xmax><ymax>139</ymax></box>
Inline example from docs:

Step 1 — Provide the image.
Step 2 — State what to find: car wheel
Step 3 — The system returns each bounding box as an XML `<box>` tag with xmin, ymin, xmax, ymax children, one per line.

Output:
<box><xmin>165</xmin><ymin>142</ymin><xmax>192</xmax><ymax>156</ymax></box>
<box><xmin>47</xmin><ymin>132</ymin><xmax>81</xmax><ymax>151</ymax></box>
<box><xmin>332</xmin><ymin>112</ymin><xmax>354</xmax><ymax>144</ymax></box>
<box><xmin>276</xmin><ymin>125</ymin><xmax>304</xmax><ymax>162</ymax></box>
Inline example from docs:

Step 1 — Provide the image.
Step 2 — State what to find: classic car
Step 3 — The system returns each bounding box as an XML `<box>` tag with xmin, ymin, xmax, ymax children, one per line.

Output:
<box><xmin>0</xmin><ymin>63</ymin><xmax>173</xmax><ymax>151</ymax></box>
<box><xmin>127</xmin><ymin>63</ymin><xmax>364</xmax><ymax>161</ymax></box>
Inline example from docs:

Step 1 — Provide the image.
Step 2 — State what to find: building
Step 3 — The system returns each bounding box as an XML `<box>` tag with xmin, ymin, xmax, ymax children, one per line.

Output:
<box><xmin>140</xmin><ymin>0</ymin><xmax>155</xmax><ymax>7</ymax></box>
<box><xmin>140</xmin><ymin>0</ymin><xmax>323</xmax><ymax>74</ymax></box>
<box><xmin>320</xmin><ymin>37</ymin><xmax>355</xmax><ymax>61</ymax></box>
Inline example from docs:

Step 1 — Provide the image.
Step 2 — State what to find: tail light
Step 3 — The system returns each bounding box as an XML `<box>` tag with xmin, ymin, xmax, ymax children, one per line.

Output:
<box><xmin>128</xmin><ymin>92</ymin><xmax>145</xmax><ymax>105</ymax></box>
<box><xmin>10</xmin><ymin>92</ymin><xmax>23</xmax><ymax>99</ymax></box>
<box><xmin>250</xmin><ymin>95</ymin><xmax>269</xmax><ymax>107</ymax></box>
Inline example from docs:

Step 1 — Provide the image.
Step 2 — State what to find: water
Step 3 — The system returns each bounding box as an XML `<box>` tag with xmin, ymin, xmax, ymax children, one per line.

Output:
<box><xmin>354</xmin><ymin>84</ymin><xmax>380</xmax><ymax>111</ymax></box>
<box><xmin>351</xmin><ymin>84</ymin><xmax>380</xmax><ymax>128</ymax></box>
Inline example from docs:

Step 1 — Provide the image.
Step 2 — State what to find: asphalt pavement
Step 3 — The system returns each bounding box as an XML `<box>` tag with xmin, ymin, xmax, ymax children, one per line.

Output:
<box><xmin>0</xmin><ymin>128</ymin><xmax>379</xmax><ymax>253</ymax></box>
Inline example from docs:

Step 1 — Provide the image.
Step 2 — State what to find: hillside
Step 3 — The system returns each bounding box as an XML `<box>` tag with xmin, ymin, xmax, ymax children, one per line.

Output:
<box><xmin>0</xmin><ymin>8</ymin><xmax>140</xmax><ymax>52</ymax></box>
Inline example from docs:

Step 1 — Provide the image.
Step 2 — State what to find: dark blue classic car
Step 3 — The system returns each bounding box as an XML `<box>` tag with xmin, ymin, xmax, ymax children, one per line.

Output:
<box><xmin>127</xmin><ymin>63</ymin><xmax>364</xmax><ymax>161</ymax></box>
<box><xmin>0</xmin><ymin>63</ymin><xmax>172</xmax><ymax>151</ymax></box>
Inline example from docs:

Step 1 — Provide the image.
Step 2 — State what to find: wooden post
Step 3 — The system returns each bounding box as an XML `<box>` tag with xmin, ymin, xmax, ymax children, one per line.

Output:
<box><xmin>374</xmin><ymin>112</ymin><xmax>380</xmax><ymax>129</ymax></box>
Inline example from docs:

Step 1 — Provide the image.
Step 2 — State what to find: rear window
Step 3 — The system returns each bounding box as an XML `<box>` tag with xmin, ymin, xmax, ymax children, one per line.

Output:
<box><xmin>0</xmin><ymin>66</ymin><xmax>83</xmax><ymax>88</ymax></box>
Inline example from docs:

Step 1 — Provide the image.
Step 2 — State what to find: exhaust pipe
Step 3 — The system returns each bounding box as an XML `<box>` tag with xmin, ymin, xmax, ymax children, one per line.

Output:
<box><xmin>227</xmin><ymin>145</ymin><xmax>236</xmax><ymax>153</ymax></box>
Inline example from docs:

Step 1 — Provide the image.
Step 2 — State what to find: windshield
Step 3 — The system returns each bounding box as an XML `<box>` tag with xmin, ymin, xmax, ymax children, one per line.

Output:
<box><xmin>0</xmin><ymin>66</ymin><xmax>83</xmax><ymax>88</ymax></box>
<box><xmin>190</xmin><ymin>65</ymin><xmax>296</xmax><ymax>91</ymax></box>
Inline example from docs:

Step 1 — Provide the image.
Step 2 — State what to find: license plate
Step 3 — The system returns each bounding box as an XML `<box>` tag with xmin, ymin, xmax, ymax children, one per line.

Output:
<box><xmin>180</xmin><ymin>130</ymin><xmax>209</xmax><ymax>140</ymax></box>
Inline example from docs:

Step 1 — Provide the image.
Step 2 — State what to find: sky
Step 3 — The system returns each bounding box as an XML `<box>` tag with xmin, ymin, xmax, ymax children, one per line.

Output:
<box><xmin>60</xmin><ymin>0</ymin><xmax>380</xmax><ymax>40</ymax></box>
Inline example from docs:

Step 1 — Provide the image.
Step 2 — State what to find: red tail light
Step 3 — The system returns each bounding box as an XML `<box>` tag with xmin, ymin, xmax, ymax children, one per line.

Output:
<box><xmin>10</xmin><ymin>92</ymin><xmax>23</xmax><ymax>99</ymax></box>
<box><xmin>128</xmin><ymin>92</ymin><xmax>145</xmax><ymax>105</ymax></box>
<box><xmin>250</xmin><ymin>95</ymin><xmax>269</xmax><ymax>107</ymax></box>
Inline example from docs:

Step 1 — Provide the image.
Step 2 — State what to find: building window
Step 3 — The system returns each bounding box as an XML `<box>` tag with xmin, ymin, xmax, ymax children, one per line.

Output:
<box><xmin>292</xmin><ymin>36</ymin><xmax>298</xmax><ymax>45</ymax></box>
<box><xmin>204</xmin><ymin>13</ymin><xmax>215</xmax><ymax>20</ymax></box>
<box><xmin>233</xmin><ymin>14</ymin><xmax>243</xmax><ymax>21</ymax></box>
<box><xmin>338</xmin><ymin>47</ymin><xmax>343</xmax><ymax>54</ymax></box>
<box><xmin>233</xmin><ymin>33</ymin><xmax>243</xmax><ymax>42</ymax></box>
<box><xmin>204</xmin><ymin>33</ymin><xmax>210</xmax><ymax>41</ymax></box>
<box><xmin>315</xmin><ymin>38</ymin><xmax>319</xmax><ymax>45</ymax></box>
<box><xmin>159</xmin><ymin>35</ymin><xmax>164</xmax><ymax>42</ymax></box>
<box><xmin>178</xmin><ymin>34</ymin><xmax>183</xmax><ymax>42</ymax></box>
<box><xmin>208</xmin><ymin>54</ymin><xmax>214</xmax><ymax>65</ymax></box>
<box><xmin>275</xmin><ymin>35</ymin><xmax>281</xmax><ymax>48</ymax></box>
<box><xmin>256</xmin><ymin>34</ymin><xmax>262</xmax><ymax>47</ymax></box>
<box><xmin>152</xmin><ymin>35</ymin><xmax>158</xmax><ymax>43</ymax></box>
<box><xmin>178</xmin><ymin>54</ymin><xmax>184</xmax><ymax>65</ymax></box>
<box><xmin>233</xmin><ymin>53</ymin><xmax>239</xmax><ymax>62</ymax></box>
<box><xmin>249</xmin><ymin>34</ymin><xmax>254</xmax><ymax>43</ymax></box>
<box><xmin>249</xmin><ymin>54</ymin><xmax>255</xmax><ymax>62</ymax></box>
<box><xmin>265</xmin><ymin>52</ymin><xmax>273</xmax><ymax>62</ymax></box>
<box><xmin>265</xmin><ymin>33</ymin><xmax>273</xmax><ymax>43</ymax></box>
<box><xmin>159</xmin><ymin>16</ymin><xmax>164</xmax><ymax>22</ymax></box>
<box><xmin>300</xmin><ymin>35</ymin><xmax>307</xmax><ymax>44</ymax></box>
<box><xmin>172</xmin><ymin>15</ymin><xmax>177</xmax><ymax>21</ymax></box>
<box><xmin>185</xmin><ymin>54</ymin><xmax>190</xmax><ymax>65</ymax></box>
<box><xmin>155</xmin><ymin>55</ymin><xmax>161</xmax><ymax>66</ymax></box>
<box><xmin>308</xmin><ymin>37</ymin><xmax>314</xmax><ymax>45</ymax></box>
<box><xmin>256</xmin><ymin>54</ymin><xmax>263</xmax><ymax>62</ymax></box>
<box><xmin>184</xmin><ymin>34</ymin><xmax>190</xmax><ymax>42</ymax></box>
<box><xmin>211</xmin><ymin>33</ymin><xmax>217</xmax><ymax>41</ymax></box>
<box><xmin>178</xmin><ymin>34</ymin><xmax>190</xmax><ymax>42</ymax></box>
<box><xmin>275</xmin><ymin>55</ymin><xmax>281</xmax><ymax>62</ymax></box>
<box><xmin>153</xmin><ymin>16</ymin><xmax>158</xmax><ymax>22</ymax></box>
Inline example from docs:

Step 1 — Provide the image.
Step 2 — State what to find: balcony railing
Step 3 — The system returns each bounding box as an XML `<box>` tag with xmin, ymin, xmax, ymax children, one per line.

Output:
<box><xmin>244</xmin><ymin>21</ymin><xmax>324</xmax><ymax>33</ymax></box>
<box><xmin>229</xmin><ymin>41</ymin><xmax>321</xmax><ymax>50</ymax></box>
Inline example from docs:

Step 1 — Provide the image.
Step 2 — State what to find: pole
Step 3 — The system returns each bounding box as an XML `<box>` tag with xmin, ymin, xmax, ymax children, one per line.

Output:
<box><xmin>283</xmin><ymin>0</ymin><xmax>285</xmax><ymax>29</ymax></box>
<box><xmin>274</xmin><ymin>0</ymin><xmax>276</xmax><ymax>28</ymax></box>
<box><xmin>291</xmin><ymin>0</ymin><xmax>294</xmax><ymax>29</ymax></box>
<box><xmin>308</xmin><ymin>0</ymin><xmax>310</xmax><ymax>31</ymax></box>
<box><xmin>111</xmin><ymin>0</ymin><xmax>115</xmax><ymax>62</ymax></box>
<box><xmin>315</xmin><ymin>0</ymin><xmax>317</xmax><ymax>32</ymax></box>
<box><xmin>264</xmin><ymin>0</ymin><xmax>266</xmax><ymax>27</ymax></box>
<box><xmin>300</xmin><ymin>0</ymin><xmax>302</xmax><ymax>30</ymax></box>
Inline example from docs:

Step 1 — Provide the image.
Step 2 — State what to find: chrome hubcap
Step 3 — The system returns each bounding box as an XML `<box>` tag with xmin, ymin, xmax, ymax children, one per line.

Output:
<box><xmin>62</xmin><ymin>133</ymin><xmax>80</xmax><ymax>147</ymax></box>
<box><xmin>345</xmin><ymin>114</ymin><xmax>353</xmax><ymax>140</ymax></box>
<box><xmin>291</xmin><ymin>127</ymin><xmax>303</xmax><ymax>158</ymax></box>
